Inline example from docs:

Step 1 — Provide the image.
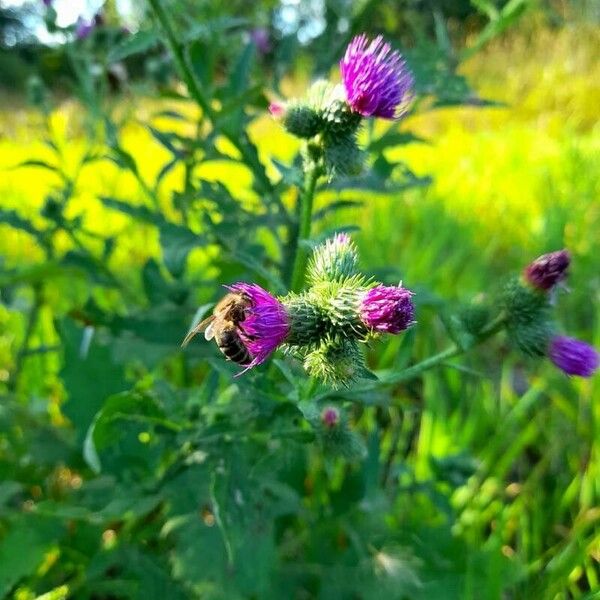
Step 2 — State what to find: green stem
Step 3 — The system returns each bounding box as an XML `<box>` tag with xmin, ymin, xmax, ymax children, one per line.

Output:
<box><xmin>379</xmin><ymin>312</ymin><xmax>508</xmax><ymax>386</ymax></box>
<box><xmin>8</xmin><ymin>284</ymin><xmax>43</xmax><ymax>393</ymax></box>
<box><xmin>289</xmin><ymin>166</ymin><xmax>319</xmax><ymax>292</ymax></box>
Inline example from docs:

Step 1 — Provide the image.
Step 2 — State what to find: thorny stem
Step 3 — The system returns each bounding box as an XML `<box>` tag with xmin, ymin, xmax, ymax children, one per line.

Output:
<box><xmin>290</xmin><ymin>165</ymin><xmax>320</xmax><ymax>292</ymax></box>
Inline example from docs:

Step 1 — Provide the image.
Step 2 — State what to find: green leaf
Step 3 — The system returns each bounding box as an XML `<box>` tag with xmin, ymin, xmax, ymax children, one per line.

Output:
<box><xmin>59</xmin><ymin>319</ymin><xmax>128</xmax><ymax>443</ymax></box>
<box><xmin>159</xmin><ymin>223</ymin><xmax>206</xmax><ymax>278</ymax></box>
<box><xmin>0</xmin><ymin>516</ymin><xmax>62</xmax><ymax>598</ymax></box>
<box><xmin>108</xmin><ymin>30</ymin><xmax>158</xmax><ymax>63</ymax></box>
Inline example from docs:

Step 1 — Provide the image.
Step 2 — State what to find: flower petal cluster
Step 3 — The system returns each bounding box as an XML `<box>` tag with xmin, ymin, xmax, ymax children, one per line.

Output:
<box><xmin>360</xmin><ymin>285</ymin><xmax>415</xmax><ymax>334</ymax></box>
<box><xmin>549</xmin><ymin>336</ymin><xmax>599</xmax><ymax>377</ymax></box>
<box><xmin>227</xmin><ymin>283</ymin><xmax>290</xmax><ymax>370</ymax></box>
<box><xmin>524</xmin><ymin>249</ymin><xmax>570</xmax><ymax>291</ymax></box>
<box><xmin>340</xmin><ymin>34</ymin><xmax>413</xmax><ymax>119</ymax></box>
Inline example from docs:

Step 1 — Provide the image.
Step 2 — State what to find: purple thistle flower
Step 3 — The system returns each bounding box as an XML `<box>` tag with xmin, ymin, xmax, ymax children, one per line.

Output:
<box><xmin>227</xmin><ymin>283</ymin><xmax>289</xmax><ymax>371</ymax></box>
<box><xmin>360</xmin><ymin>285</ymin><xmax>415</xmax><ymax>334</ymax></box>
<box><xmin>75</xmin><ymin>18</ymin><xmax>94</xmax><ymax>40</ymax></box>
<box><xmin>549</xmin><ymin>335</ymin><xmax>599</xmax><ymax>377</ymax></box>
<box><xmin>250</xmin><ymin>27</ymin><xmax>271</xmax><ymax>55</ymax></box>
<box><xmin>321</xmin><ymin>406</ymin><xmax>340</xmax><ymax>428</ymax></box>
<box><xmin>340</xmin><ymin>34</ymin><xmax>414</xmax><ymax>120</ymax></box>
<box><xmin>524</xmin><ymin>249</ymin><xmax>571</xmax><ymax>291</ymax></box>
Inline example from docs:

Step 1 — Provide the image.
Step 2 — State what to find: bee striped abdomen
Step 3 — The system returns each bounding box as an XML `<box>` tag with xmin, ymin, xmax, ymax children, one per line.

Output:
<box><xmin>216</xmin><ymin>328</ymin><xmax>252</xmax><ymax>365</ymax></box>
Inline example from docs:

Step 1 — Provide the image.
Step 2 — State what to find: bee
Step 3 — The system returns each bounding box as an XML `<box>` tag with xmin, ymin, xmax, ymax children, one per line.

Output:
<box><xmin>182</xmin><ymin>292</ymin><xmax>253</xmax><ymax>365</ymax></box>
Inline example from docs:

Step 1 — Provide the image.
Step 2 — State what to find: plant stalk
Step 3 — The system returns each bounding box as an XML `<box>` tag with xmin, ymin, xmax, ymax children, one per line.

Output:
<box><xmin>289</xmin><ymin>166</ymin><xmax>319</xmax><ymax>292</ymax></box>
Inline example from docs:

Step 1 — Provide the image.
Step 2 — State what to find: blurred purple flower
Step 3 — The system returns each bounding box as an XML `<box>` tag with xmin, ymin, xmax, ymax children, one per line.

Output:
<box><xmin>250</xmin><ymin>27</ymin><xmax>271</xmax><ymax>54</ymax></box>
<box><xmin>321</xmin><ymin>406</ymin><xmax>340</xmax><ymax>428</ymax></box>
<box><xmin>360</xmin><ymin>285</ymin><xmax>415</xmax><ymax>334</ymax></box>
<box><xmin>75</xmin><ymin>18</ymin><xmax>94</xmax><ymax>40</ymax></box>
<box><xmin>227</xmin><ymin>283</ymin><xmax>289</xmax><ymax>371</ymax></box>
<box><xmin>269</xmin><ymin>102</ymin><xmax>285</xmax><ymax>118</ymax></box>
<box><xmin>42</xmin><ymin>0</ymin><xmax>53</xmax><ymax>7</ymax></box>
<box><xmin>340</xmin><ymin>34</ymin><xmax>413</xmax><ymax>120</ymax></box>
<box><xmin>524</xmin><ymin>249</ymin><xmax>571</xmax><ymax>291</ymax></box>
<box><xmin>549</xmin><ymin>335</ymin><xmax>599</xmax><ymax>377</ymax></box>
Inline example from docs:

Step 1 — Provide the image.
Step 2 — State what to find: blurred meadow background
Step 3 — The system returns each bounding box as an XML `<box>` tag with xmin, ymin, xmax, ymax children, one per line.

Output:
<box><xmin>0</xmin><ymin>0</ymin><xmax>599</xmax><ymax>598</ymax></box>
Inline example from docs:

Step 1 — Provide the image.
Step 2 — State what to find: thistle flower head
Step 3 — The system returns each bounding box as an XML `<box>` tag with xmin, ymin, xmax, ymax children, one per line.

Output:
<box><xmin>549</xmin><ymin>335</ymin><xmax>599</xmax><ymax>377</ymax></box>
<box><xmin>226</xmin><ymin>283</ymin><xmax>289</xmax><ymax>370</ymax></box>
<box><xmin>340</xmin><ymin>34</ymin><xmax>414</xmax><ymax>120</ymax></box>
<box><xmin>524</xmin><ymin>249</ymin><xmax>571</xmax><ymax>291</ymax></box>
<box><xmin>360</xmin><ymin>285</ymin><xmax>415</xmax><ymax>334</ymax></box>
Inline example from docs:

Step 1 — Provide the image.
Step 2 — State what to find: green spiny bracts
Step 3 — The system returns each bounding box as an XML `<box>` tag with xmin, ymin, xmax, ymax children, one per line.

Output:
<box><xmin>323</xmin><ymin>134</ymin><xmax>364</xmax><ymax>178</ymax></box>
<box><xmin>321</xmin><ymin>99</ymin><xmax>362</xmax><ymax>138</ymax></box>
<box><xmin>509</xmin><ymin>318</ymin><xmax>554</xmax><ymax>357</ymax></box>
<box><xmin>282</xmin><ymin>291</ymin><xmax>329</xmax><ymax>347</ymax></box>
<box><xmin>282</xmin><ymin>279</ymin><xmax>371</xmax><ymax>349</ymax></box>
<box><xmin>502</xmin><ymin>277</ymin><xmax>554</xmax><ymax>357</ymax></box>
<box><xmin>302</xmin><ymin>337</ymin><xmax>368</xmax><ymax>387</ymax></box>
<box><xmin>458</xmin><ymin>303</ymin><xmax>492</xmax><ymax>336</ymax></box>
<box><xmin>307</xmin><ymin>233</ymin><xmax>360</xmax><ymax>285</ymax></box>
<box><xmin>283</xmin><ymin>103</ymin><xmax>323</xmax><ymax>139</ymax></box>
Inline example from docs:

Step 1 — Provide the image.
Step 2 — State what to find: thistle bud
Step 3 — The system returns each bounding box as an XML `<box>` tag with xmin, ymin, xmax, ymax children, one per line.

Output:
<box><xmin>321</xmin><ymin>406</ymin><xmax>340</xmax><ymax>428</ymax></box>
<box><xmin>359</xmin><ymin>285</ymin><xmax>415</xmax><ymax>334</ymax></box>
<box><xmin>524</xmin><ymin>250</ymin><xmax>570</xmax><ymax>291</ymax></box>
<box><xmin>303</xmin><ymin>338</ymin><xmax>367</xmax><ymax>387</ymax></box>
<box><xmin>549</xmin><ymin>336</ymin><xmax>599</xmax><ymax>377</ymax></box>
<box><xmin>282</xmin><ymin>103</ymin><xmax>323</xmax><ymax>139</ymax></box>
<box><xmin>307</xmin><ymin>233</ymin><xmax>359</xmax><ymax>285</ymax></box>
<box><xmin>323</xmin><ymin>134</ymin><xmax>364</xmax><ymax>178</ymax></box>
<box><xmin>503</xmin><ymin>278</ymin><xmax>554</xmax><ymax>357</ymax></box>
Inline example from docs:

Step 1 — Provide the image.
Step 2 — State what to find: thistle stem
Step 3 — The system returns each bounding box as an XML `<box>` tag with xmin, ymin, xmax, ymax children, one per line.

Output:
<box><xmin>289</xmin><ymin>166</ymin><xmax>319</xmax><ymax>292</ymax></box>
<box><xmin>379</xmin><ymin>312</ymin><xmax>507</xmax><ymax>386</ymax></box>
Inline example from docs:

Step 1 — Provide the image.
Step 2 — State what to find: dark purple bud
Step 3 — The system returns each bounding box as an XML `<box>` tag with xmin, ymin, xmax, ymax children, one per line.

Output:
<box><xmin>75</xmin><ymin>18</ymin><xmax>94</xmax><ymax>40</ymax></box>
<box><xmin>524</xmin><ymin>249</ymin><xmax>571</xmax><ymax>291</ymax></box>
<box><xmin>321</xmin><ymin>406</ymin><xmax>340</xmax><ymax>428</ymax></box>
<box><xmin>250</xmin><ymin>28</ymin><xmax>271</xmax><ymax>55</ymax></box>
<box><xmin>340</xmin><ymin>34</ymin><xmax>414</xmax><ymax>120</ymax></box>
<box><xmin>360</xmin><ymin>285</ymin><xmax>415</xmax><ymax>334</ymax></box>
<box><xmin>42</xmin><ymin>0</ymin><xmax>53</xmax><ymax>6</ymax></box>
<box><xmin>549</xmin><ymin>335</ymin><xmax>599</xmax><ymax>377</ymax></box>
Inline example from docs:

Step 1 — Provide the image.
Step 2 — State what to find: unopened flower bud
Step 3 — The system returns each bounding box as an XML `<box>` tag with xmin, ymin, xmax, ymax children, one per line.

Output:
<box><xmin>321</xmin><ymin>406</ymin><xmax>340</xmax><ymax>428</ymax></box>
<box><xmin>549</xmin><ymin>336</ymin><xmax>599</xmax><ymax>377</ymax></box>
<box><xmin>524</xmin><ymin>249</ymin><xmax>570</xmax><ymax>291</ymax></box>
<box><xmin>283</xmin><ymin>103</ymin><xmax>322</xmax><ymax>139</ymax></box>
<box><xmin>360</xmin><ymin>285</ymin><xmax>415</xmax><ymax>334</ymax></box>
<box><xmin>307</xmin><ymin>233</ymin><xmax>359</xmax><ymax>284</ymax></box>
<box><xmin>268</xmin><ymin>102</ymin><xmax>285</xmax><ymax>118</ymax></box>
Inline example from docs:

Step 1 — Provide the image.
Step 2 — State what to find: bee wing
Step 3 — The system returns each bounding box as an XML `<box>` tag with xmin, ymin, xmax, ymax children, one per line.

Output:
<box><xmin>181</xmin><ymin>315</ymin><xmax>215</xmax><ymax>347</ymax></box>
<box><xmin>204</xmin><ymin>321</ymin><xmax>216</xmax><ymax>341</ymax></box>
